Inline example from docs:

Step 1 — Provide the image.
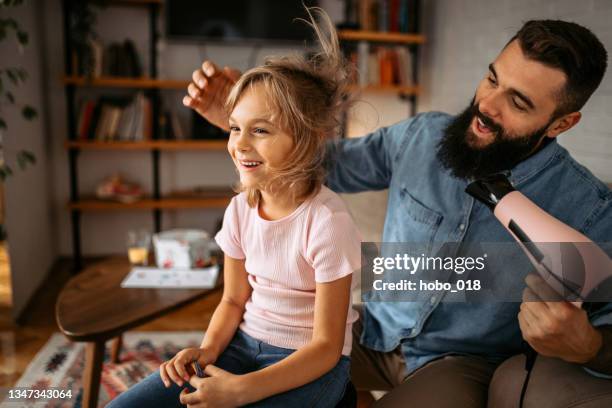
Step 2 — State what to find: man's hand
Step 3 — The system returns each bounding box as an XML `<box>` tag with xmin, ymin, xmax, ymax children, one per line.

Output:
<box><xmin>518</xmin><ymin>274</ymin><xmax>603</xmax><ymax>363</ymax></box>
<box><xmin>179</xmin><ymin>365</ymin><xmax>245</xmax><ymax>408</ymax></box>
<box><xmin>183</xmin><ymin>60</ymin><xmax>241</xmax><ymax>131</ymax></box>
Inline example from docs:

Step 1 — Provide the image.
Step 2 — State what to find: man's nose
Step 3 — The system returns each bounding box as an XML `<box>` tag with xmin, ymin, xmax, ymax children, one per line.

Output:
<box><xmin>478</xmin><ymin>90</ymin><xmax>502</xmax><ymax>119</ymax></box>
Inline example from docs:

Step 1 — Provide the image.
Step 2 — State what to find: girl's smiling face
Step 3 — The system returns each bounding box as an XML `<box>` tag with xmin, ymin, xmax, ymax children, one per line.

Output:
<box><xmin>227</xmin><ymin>83</ymin><xmax>294</xmax><ymax>190</ymax></box>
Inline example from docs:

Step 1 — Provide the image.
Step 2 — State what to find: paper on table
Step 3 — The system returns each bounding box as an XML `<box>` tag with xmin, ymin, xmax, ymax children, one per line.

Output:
<box><xmin>121</xmin><ymin>264</ymin><xmax>219</xmax><ymax>289</ymax></box>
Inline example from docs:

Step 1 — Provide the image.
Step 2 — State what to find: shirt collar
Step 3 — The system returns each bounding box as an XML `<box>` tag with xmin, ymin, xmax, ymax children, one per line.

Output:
<box><xmin>508</xmin><ymin>138</ymin><xmax>561</xmax><ymax>186</ymax></box>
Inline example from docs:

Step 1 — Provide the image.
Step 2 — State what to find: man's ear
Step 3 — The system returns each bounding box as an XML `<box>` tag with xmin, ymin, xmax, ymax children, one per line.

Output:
<box><xmin>545</xmin><ymin>111</ymin><xmax>581</xmax><ymax>138</ymax></box>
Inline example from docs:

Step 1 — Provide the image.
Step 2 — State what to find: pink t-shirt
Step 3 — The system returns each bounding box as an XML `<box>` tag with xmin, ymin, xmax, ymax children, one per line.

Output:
<box><xmin>215</xmin><ymin>186</ymin><xmax>360</xmax><ymax>355</ymax></box>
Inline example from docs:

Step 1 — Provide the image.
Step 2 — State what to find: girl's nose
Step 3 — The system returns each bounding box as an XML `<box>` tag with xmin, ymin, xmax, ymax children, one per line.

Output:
<box><xmin>235</xmin><ymin>132</ymin><xmax>251</xmax><ymax>151</ymax></box>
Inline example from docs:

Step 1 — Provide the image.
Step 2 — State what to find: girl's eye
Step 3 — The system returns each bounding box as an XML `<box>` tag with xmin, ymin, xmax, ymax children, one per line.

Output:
<box><xmin>229</xmin><ymin>126</ymin><xmax>240</xmax><ymax>132</ymax></box>
<box><xmin>253</xmin><ymin>128</ymin><xmax>268</xmax><ymax>134</ymax></box>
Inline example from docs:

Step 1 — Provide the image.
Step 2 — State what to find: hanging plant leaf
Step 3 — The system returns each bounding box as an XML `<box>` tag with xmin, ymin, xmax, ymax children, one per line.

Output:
<box><xmin>0</xmin><ymin>165</ymin><xmax>13</xmax><ymax>181</ymax></box>
<box><xmin>17</xmin><ymin>68</ymin><xmax>27</xmax><ymax>81</ymax></box>
<box><xmin>6</xmin><ymin>68</ymin><xmax>18</xmax><ymax>84</ymax></box>
<box><xmin>22</xmin><ymin>105</ymin><xmax>37</xmax><ymax>120</ymax></box>
<box><xmin>1</xmin><ymin>0</ymin><xmax>25</xmax><ymax>7</ymax></box>
<box><xmin>0</xmin><ymin>18</ymin><xmax>18</xmax><ymax>30</ymax></box>
<box><xmin>17</xmin><ymin>150</ymin><xmax>36</xmax><ymax>169</ymax></box>
<box><xmin>16</xmin><ymin>29</ymin><xmax>27</xmax><ymax>45</ymax></box>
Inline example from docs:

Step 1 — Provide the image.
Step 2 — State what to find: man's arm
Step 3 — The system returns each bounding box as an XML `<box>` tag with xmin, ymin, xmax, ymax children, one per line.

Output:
<box><xmin>182</xmin><ymin>60</ymin><xmax>241</xmax><ymax>131</ymax></box>
<box><xmin>325</xmin><ymin>120</ymin><xmax>413</xmax><ymax>194</ymax></box>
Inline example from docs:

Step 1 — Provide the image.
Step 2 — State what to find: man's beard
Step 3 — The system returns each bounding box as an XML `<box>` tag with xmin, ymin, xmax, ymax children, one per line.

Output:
<box><xmin>436</xmin><ymin>100</ymin><xmax>551</xmax><ymax>180</ymax></box>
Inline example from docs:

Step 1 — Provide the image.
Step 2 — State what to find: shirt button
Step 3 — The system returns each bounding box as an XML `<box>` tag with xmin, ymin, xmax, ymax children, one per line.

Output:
<box><xmin>430</xmin><ymin>296</ymin><xmax>437</xmax><ymax>304</ymax></box>
<box><xmin>459</xmin><ymin>223</ymin><xmax>465</xmax><ymax>230</ymax></box>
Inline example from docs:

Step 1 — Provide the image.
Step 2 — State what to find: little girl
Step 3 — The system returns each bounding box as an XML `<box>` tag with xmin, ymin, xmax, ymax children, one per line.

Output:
<box><xmin>108</xmin><ymin>7</ymin><xmax>361</xmax><ymax>408</ymax></box>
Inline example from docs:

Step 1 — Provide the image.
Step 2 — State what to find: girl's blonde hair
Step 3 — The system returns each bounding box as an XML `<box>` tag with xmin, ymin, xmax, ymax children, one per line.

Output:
<box><xmin>225</xmin><ymin>7</ymin><xmax>352</xmax><ymax>207</ymax></box>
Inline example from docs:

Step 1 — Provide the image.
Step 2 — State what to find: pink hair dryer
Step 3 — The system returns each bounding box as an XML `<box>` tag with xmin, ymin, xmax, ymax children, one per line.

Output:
<box><xmin>466</xmin><ymin>174</ymin><xmax>611</xmax><ymax>306</ymax></box>
<box><xmin>466</xmin><ymin>173</ymin><xmax>611</xmax><ymax>407</ymax></box>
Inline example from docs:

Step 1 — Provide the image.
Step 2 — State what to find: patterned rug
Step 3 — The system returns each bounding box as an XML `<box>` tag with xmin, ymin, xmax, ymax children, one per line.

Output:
<box><xmin>1</xmin><ymin>331</ymin><xmax>203</xmax><ymax>407</ymax></box>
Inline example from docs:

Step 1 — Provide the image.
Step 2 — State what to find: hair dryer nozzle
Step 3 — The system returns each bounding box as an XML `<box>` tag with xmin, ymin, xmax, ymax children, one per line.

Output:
<box><xmin>465</xmin><ymin>173</ymin><xmax>516</xmax><ymax>211</ymax></box>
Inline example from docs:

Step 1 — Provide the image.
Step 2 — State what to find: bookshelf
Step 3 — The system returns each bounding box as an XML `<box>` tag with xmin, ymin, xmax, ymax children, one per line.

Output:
<box><xmin>62</xmin><ymin>0</ymin><xmax>232</xmax><ymax>272</ymax></box>
<box><xmin>338</xmin><ymin>0</ymin><xmax>424</xmax><ymax>113</ymax></box>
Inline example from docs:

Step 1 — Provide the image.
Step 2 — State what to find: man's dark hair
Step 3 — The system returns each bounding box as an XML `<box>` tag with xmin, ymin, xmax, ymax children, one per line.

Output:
<box><xmin>508</xmin><ymin>20</ymin><xmax>607</xmax><ymax>117</ymax></box>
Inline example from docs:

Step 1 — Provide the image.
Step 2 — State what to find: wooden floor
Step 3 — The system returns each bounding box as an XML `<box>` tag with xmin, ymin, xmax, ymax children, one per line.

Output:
<box><xmin>0</xmin><ymin>257</ymin><xmax>221</xmax><ymax>388</ymax></box>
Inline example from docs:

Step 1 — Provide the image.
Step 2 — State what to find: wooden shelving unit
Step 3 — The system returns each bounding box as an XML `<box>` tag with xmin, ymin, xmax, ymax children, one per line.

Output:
<box><xmin>62</xmin><ymin>76</ymin><xmax>188</xmax><ymax>89</ymax></box>
<box><xmin>65</xmin><ymin>140</ymin><xmax>227</xmax><ymax>151</ymax></box>
<box><xmin>338</xmin><ymin>30</ymin><xmax>425</xmax><ymax>44</ymax></box>
<box><xmin>62</xmin><ymin>0</ymin><xmax>231</xmax><ymax>272</ymax></box>
<box><xmin>68</xmin><ymin>194</ymin><xmax>233</xmax><ymax>211</ymax></box>
<box><xmin>349</xmin><ymin>84</ymin><xmax>420</xmax><ymax>95</ymax></box>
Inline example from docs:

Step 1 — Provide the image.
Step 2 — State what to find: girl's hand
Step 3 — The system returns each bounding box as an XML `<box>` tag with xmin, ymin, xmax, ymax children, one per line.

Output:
<box><xmin>159</xmin><ymin>347</ymin><xmax>216</xmax><ymax>388</ymax></box>
<box><xmin>179</xmin><ymin>365</ymin><xmax>245</xmax><ymax>408</ymax></box>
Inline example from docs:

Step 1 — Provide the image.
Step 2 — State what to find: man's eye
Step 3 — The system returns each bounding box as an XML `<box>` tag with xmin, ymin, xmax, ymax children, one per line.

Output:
<box><xmin>512</xmin><ymin>99</ymin><xmax>527</xmax><ymax>111</ymax></box>
<box><xmin>487</xmin><ymin>76</ymin><xmax>497</xmax><ymax>85</ymax></box>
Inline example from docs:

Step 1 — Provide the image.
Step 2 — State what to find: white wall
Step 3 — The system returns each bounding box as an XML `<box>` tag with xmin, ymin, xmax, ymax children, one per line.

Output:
<box><xmin>419</xmin><ymin>0</ymin><xmax>612</xmax><ymax>182</ymax></box>
<box><xmin>1</xmin><ymin>0</ymin><xmax>56</xmax><ymax>319</ymax></box>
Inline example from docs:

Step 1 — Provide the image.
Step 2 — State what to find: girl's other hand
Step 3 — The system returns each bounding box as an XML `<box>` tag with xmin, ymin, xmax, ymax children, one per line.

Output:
<box><xmin>180</xmin><ymin>365</ymin><xmax>244</xmax><ymax>408</ymax></box>
<box><xmin>159</xmin><ymin>347</ymin><xmax>216</xmax><ymax>388</ymax></box>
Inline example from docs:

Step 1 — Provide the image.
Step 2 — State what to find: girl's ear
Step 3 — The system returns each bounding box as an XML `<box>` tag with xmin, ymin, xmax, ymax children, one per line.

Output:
<box><xmin>545</xmin><ymin>111</ymin><xmax>581</xmax><ymax>138</ymax></box>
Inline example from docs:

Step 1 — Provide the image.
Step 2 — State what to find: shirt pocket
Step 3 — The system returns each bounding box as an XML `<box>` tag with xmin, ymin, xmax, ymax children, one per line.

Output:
<box><xmin>397</xmin><ymin>188</ymin><xmax>443</xmax><ymax>253</ymax></box>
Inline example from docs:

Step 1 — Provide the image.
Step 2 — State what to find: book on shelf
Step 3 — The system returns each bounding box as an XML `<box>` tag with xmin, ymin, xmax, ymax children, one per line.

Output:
<box><xmin>348</xmin><ymin>0</ymin><xmax>419</xmax><ymax>33</ymax></box>
<box><xmin>159</xmin><ymin>110</ymin><xmax>187</xmax><ymax>140</ymax></box>
<box><xmin>76</xmin><ymin>92</ymin><xmax>152</xmax><ymax>142</ymax></box>
<box><xmin>353</xmin><ymin>45</ymin><xmax>413</xmax><ymax>88</ymax></box>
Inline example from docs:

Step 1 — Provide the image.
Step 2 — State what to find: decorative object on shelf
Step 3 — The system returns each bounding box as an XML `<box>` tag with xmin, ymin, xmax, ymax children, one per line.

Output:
<box><xmin>153</xmin><ymin>229</ymin><xmax>213</xmax><ymax>269</ymax></box>
<box><xmin>100</xmin><ymin>39</ymin><xmax>143</xmax><ymax>78</ymax></box>
<box><xmin>95</xmin><ymin>173</ymin><xmax>144</xmax><ymax>203</ymax></box>
<box><xmin>68</xmin><ymin>0</ymin><xmax>107</xmax><ymax>77</ymax></box>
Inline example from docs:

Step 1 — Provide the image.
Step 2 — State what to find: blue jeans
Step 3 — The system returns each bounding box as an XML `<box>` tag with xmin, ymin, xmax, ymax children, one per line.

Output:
<box><xmin>107</xmin><ymin>329</ymin><xmax>351</xmax><ymax>407</ymax></box>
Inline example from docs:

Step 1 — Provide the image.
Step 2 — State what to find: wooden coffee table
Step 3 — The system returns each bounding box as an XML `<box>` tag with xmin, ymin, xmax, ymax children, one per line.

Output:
<box><xmin>55</xmin><ymin>257</ymin><xmax>222</xmax><ymax>408</ymax></box>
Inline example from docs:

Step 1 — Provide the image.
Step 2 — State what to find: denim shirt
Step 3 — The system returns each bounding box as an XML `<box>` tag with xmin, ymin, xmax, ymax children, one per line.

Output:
<box><xmin>326</xmin><ymin>111</ymin><xmax>612</xmax><ymax>375</ymax></box>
